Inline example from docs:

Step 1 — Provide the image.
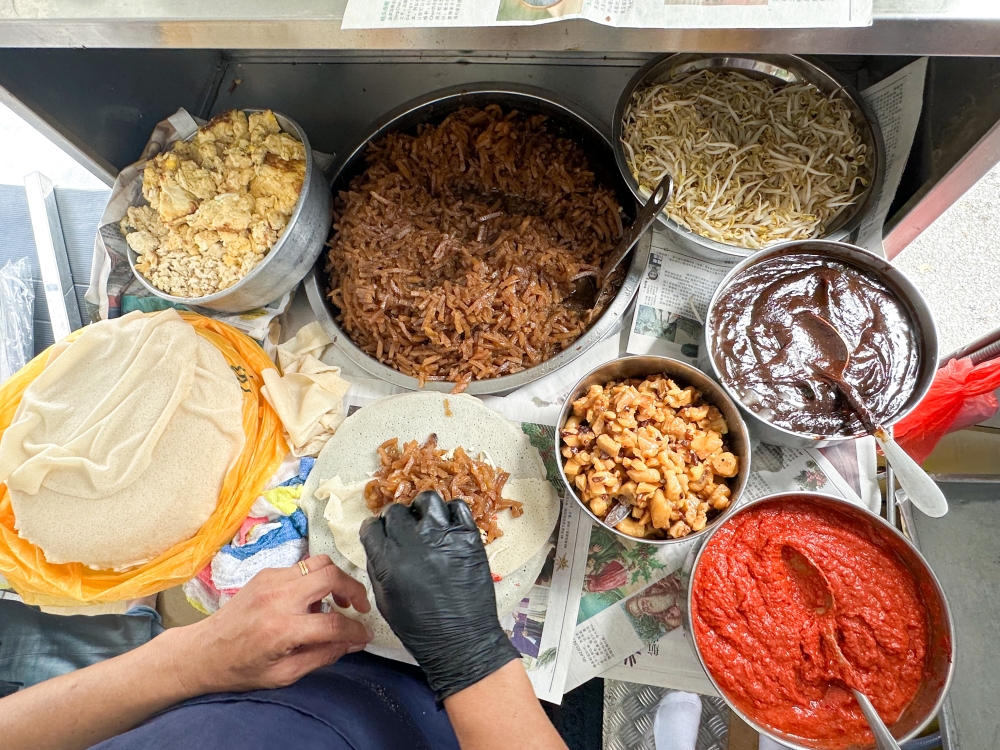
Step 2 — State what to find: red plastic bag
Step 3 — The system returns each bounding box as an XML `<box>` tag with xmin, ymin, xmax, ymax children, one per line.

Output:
<box><xmin>895</xmin><ymin>357</ymin><xmax>1000</xmax><ymax>464</ymax></box>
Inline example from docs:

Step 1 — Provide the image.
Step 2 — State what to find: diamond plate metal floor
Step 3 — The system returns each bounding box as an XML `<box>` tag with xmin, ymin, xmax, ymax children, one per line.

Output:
<box><xmin>603</xmin><ymin>680</ymin><xmax>730</xmax><ymax>750</ymax></box>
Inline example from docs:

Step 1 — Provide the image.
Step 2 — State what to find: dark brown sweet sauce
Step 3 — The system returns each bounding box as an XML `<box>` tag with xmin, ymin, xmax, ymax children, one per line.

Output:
<box><xmin>710</xmin><ymin>254</ymin><xmax>920</xmax><ymax>436</ymax></box>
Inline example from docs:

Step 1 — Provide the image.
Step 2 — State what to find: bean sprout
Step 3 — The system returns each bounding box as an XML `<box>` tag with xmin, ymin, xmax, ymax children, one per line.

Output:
<box><xmin>622</xmin><ymin>70</ymin><xmax>870</xmax><ymax>249</ymax></box>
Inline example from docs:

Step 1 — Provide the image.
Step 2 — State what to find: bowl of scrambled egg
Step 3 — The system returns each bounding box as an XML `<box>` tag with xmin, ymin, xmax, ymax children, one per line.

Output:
<box><xmin>120</xmin><ymin>109</ymin><xmax>331</xmax><ymax>312</ymax></box>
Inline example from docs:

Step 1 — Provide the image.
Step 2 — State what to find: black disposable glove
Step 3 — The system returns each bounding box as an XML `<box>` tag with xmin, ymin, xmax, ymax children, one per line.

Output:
<box><xmin>360</xmin><ymin>490</ymin><xmax>520</xmax><ymax>701</ymax></box>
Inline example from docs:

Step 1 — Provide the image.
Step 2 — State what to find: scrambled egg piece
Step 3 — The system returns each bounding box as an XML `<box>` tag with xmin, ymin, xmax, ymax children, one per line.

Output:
<box><xmin>121</xmin><ymin>110</ymin><xmax>307</xmax><ymax>298</ymax></box>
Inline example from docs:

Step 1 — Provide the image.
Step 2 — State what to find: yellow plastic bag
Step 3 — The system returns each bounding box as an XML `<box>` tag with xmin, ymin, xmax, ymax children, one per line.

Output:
<box><xmin>0</xmin><ymin>312</ymin><xmax>288</xmax><ymax>605</ymax></box>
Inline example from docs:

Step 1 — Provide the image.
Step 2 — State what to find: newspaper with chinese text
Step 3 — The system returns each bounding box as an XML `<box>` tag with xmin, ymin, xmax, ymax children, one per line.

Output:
<box><xmin>342</xmin><ymin>0</ymin><xmax>872</xmax><ymax>30</ymax></box>
<box><xmin>857</xmin><ymin>57</ymin><xmax>929</xmax><ymax>254</ymax></box>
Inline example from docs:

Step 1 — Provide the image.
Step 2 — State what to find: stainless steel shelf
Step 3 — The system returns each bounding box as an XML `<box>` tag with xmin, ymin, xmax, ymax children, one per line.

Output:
<box><xmin>0</xmin><ymin>0</ymin><xmax>999</xmax><ymax>56</ymax></box>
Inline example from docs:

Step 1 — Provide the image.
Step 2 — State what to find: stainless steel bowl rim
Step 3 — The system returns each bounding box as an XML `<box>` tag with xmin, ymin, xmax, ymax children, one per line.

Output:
<box><xmin>307</xmin><ymin>82</ymin><xmax>648</xmax><ymax>396</ymax></box>
<box><xmin>125</xmin><ymin>108</ymin><xmax>320</xmax><ymax>306</ymax></box>
<box><xmin>705</xmin><ymin>239</ymin><xmax>939</xmax><ymax>445</ymax></box>
<box><xmin>553</xmin><ymin>354</ymin><xmax>752</xmax><ymax>546</ymax></box>
<box><xmin>685</xmin><ymin>491</ymin><xmax>956</xmax><ymax>750</ymax></box>
<box><xmin>612</xmin><ymin>53</ymin><xmax>887</xmax><ymax>261</ymax></box>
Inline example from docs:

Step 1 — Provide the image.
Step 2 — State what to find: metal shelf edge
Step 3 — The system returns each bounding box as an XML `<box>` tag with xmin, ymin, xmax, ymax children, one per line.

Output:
<box><xmin>1</xmin><ymin>16</ymin><xmax>1000</xmax><ymax>56</ymax></box>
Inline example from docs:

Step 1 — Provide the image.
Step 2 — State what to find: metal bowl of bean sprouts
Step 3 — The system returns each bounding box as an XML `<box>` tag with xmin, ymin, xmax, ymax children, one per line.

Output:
<box><xmin>613</xmin><ymin>54</ymin><xmax>885</xmax><ymax>263</ymax></box>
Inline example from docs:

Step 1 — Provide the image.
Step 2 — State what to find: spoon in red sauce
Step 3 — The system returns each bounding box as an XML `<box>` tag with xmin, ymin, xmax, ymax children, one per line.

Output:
<box><xmin>781</xmin><ymin>545</ymin><xmax>902</xmax><ymax>750</ymax></box>
<box><xmin>794</xmin><ymin>311</ymin><xmax>948</xmax><ymax>519</ymax></box>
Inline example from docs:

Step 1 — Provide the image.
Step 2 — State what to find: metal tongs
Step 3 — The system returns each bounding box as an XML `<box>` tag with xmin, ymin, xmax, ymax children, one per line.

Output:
<box><xmin>568</xmin><ymin>172</ymin><xmax>672</xmax><ymax>311</ymax></box>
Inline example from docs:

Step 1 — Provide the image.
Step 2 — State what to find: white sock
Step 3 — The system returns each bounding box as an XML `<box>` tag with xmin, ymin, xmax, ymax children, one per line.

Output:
<box><xmin>653</xmin><ymin>691</ymin><xmax>702</xmax><ymax>750</ymax></box>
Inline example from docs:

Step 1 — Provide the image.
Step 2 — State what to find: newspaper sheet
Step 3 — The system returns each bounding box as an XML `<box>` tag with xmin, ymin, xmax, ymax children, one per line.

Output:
<box><xmin>562</xmin><ymin>442</ymin><xmax>870</xmax><ymax>693</ymax></box>
<box><xmin>625</xmin><ymin>234</ymin><xmax>728</xmax><ymax>365</ymax></box>
<box><xmin>318</xmin><ymin>376</ymin><xmax>591</xmax><ymax>704</ymax></box>
<box><xmin>857</xmin><ymin>57</ymin><xmax>929</xmax><ymax>254</ymax></box>
<box><xmin>342</xmin><ymin>0</ymin><xmax>872</xmax><ymax>30</ymax></box>
<box><xmin>486</xmin><ymin>394</ymin><xmax>592</xmax><ymax>703</ymax></box>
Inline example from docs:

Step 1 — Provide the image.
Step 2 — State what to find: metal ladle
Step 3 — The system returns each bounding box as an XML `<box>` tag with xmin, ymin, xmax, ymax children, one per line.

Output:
<box><xmin>795</xmin><ymin>311</ymin><xmax>948</xmax><ymax>518</ymax></box>
<box><xmin>782</xmin><ymin>545</ymin><xmax>902</xmax><ymax>750</ymax></box>
<box><xmin>568</xmin><ymin>172</ymin><xmax>672</xmax><ymax>311</ymax></box>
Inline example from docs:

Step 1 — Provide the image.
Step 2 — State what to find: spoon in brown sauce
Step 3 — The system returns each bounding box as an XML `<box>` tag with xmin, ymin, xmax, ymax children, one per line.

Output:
<box><xmin>794</xmin><ymin>311</ymin><xmax>948</xmax><ymax>518</ymax></box>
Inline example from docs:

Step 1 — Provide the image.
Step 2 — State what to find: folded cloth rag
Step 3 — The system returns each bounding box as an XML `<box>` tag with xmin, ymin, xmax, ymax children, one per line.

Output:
<box><xmin>184</xmin><ymin>572</ymin><xmax>224</xmax><ymax>615</ymax></box>
<box><xmin>183</xmin><ymin>460</ymin><xmax>314</xmax><ymax>614</ymax></box>
<box><xmin>211</xmin><ymin>535</ymin><xmax>308</xmax><ymax>591</ymax></box>
<box><xmin>280</xmin><ymin>456</ymin><xmax>315</xmax><ymax>487</ymax></box>
<box><xmin>261</xmin><ymin>323</ymin><xmax>351</xmax><ymax>458</ymax></box>
<box><xmin>216</xmin><ymin>511</ymin><xmax>307</xmax><ymax>564</ymax></box>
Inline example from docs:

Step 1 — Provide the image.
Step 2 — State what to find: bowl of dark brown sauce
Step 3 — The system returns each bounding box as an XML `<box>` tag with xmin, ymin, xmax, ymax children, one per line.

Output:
<box><xmin>706</xmin><ymin>240</ymin><xmax>937</xmax><ymax>448</ymax></box>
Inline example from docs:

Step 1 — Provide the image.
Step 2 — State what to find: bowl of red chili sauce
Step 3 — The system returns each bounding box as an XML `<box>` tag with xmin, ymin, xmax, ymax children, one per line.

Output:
<box><xmin>688</xmin><ymin>493</ymin><xmax>953</xmax><ymax>749</ymax></box>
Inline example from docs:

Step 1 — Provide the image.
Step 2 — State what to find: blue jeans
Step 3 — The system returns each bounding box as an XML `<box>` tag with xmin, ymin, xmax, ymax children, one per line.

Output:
<box><xmin>0</xmin><ymin>599</ymin><xmax>164</xmax><ymax>696</ymax></box>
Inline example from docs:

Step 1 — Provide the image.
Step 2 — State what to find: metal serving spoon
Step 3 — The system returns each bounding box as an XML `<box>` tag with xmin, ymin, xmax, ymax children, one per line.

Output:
<box><xmin>795</xmin><ymin>311</ymin><xmax>948</xmax><ymax>518</ymax></box>
<box><xmin>782</xmin><ymin>545</ymin><xmax>903</xmax><ymax>750</ymax></box>
<box><xmin>568</xmin><ymin>172</ymin><xmax>672</xmax><ymax>311</ymax></box>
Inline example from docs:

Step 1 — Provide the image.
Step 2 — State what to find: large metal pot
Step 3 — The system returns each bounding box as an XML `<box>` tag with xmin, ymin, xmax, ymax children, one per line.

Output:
<box><xmin>126</xmin><ymin>109</ymin><xmax>332</xmax><ymax>313</ymax></box>
<box><xmin>554</xmin><ymin>355</ymin><xmax>751</xmax><ymax>546</ymax></box>
<box><xmin>705</xmin><ymin>240</ymin><xmax>938</xmax><ymax>448</ymax></box>
<box><xmin>686</xmin><ymin>492</ymin><xmax>955</xmax><ymax>750</ymax></box>
<box><xmin>613</xmin><ymin>54</ymin><xmax>886</xmax><ymax>264</ymax></box>
<box><xmin>305</xmin><ymin>83</ymin><xmax>649</xmax><ymax>396</ymax></box>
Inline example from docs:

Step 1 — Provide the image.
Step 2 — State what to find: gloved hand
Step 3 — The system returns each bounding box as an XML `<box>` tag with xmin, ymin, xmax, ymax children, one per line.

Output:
<box><xmin>360</xmin><ymin>490</ymin><xmax>520</xmax><ymax>701</ymax></box>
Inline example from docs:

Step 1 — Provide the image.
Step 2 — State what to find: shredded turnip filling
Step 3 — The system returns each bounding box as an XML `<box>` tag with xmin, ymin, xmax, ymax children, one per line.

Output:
<box><xmin>326</xmin><ymin>105</ymin><xmax>625</xmax><ymax>390</ymax></box>
<box><xmin>364</xmin><ymin>434</ymin><xmax>520</xmax><ymax>544</ymax></box>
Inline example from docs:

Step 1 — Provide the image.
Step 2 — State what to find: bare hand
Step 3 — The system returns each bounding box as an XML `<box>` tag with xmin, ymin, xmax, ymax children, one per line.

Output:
<box><xmin>171</xmin><ymin>555</ymin><xmax>372</xmax><ymax>694</ymax></box>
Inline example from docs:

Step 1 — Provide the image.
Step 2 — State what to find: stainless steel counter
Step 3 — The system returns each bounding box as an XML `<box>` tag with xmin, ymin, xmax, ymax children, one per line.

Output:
<box><xmin>0</xmin><ymin>0</ymin><xmax>999</xmax><ymax>56</ymax></box>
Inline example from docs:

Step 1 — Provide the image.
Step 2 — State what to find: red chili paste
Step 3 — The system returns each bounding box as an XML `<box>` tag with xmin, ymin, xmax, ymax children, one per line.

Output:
<box><xmin>692</xmin><ymin>500</ymin><xmax>929</xmax><ymax>745</ymax></box>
